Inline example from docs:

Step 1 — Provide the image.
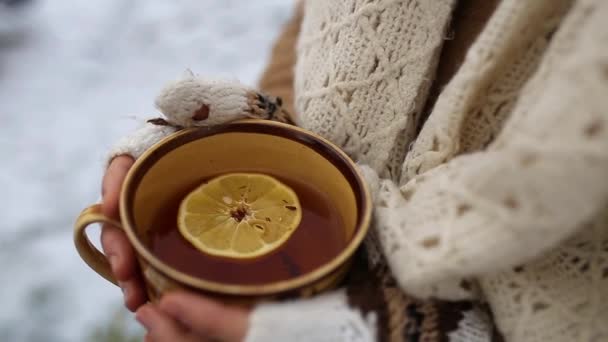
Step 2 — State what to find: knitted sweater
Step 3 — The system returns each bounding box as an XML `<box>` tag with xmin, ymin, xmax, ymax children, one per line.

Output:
<box><xmin>107</xmin><ymin>0</ymin><xmax>608</xmax><ymax>341</ymax></box>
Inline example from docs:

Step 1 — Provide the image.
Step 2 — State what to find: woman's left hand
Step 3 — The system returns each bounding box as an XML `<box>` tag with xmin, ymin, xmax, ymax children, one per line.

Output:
<box><xmin>136</xmin><ymin>291</ymin><xmax>250</xmax><ymax>342</ymax></box>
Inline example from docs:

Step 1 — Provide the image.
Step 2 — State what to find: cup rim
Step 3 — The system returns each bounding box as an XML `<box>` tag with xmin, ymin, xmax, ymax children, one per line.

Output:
<box><xmin>120</xmin><ymin>120</ymin><xmax>372</xmax><ymax>296</ymax></box>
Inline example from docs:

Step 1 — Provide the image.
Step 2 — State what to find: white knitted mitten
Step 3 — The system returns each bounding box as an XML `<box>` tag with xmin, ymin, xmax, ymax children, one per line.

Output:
<box><xmin>107</xmin><ymin>75</ymin><xmax>289</xmax><ymax>163</ymax></box>
<box><xmin>107</xmin><ymin>123</ymin><xmax>178</xmax><ymax>165</ymax></box>
<box><xmin>245</xmin><ymin>290</ymin><xmax>377</xmax><ymax>342</ymax></box>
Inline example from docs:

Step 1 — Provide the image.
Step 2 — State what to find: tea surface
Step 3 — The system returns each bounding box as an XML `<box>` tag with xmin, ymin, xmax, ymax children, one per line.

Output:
<box><xmin>147</xmin><ymin>173</ymin><xmax>347</xmax><ymax>285</ymax></box>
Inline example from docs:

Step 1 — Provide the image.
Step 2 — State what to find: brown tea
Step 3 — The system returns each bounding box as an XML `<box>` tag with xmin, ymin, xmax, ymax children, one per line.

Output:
<box><xmin>146</xmin><ymin>173</ymin><xmax>347</xmax><ymax>285</ymax></box>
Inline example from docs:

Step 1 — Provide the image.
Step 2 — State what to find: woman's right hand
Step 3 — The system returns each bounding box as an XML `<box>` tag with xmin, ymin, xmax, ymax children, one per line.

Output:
<box><xmin>100</xmin><ymin>155</ymin><xmax>148</xmax><ymax>311</ymax></box>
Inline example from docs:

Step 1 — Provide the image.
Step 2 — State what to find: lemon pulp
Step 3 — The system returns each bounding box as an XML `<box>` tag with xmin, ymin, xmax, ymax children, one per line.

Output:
<box><xmin>177</xmin><ymin>173</ymin><xmax>302</xmax><ymax>259</ymax></box>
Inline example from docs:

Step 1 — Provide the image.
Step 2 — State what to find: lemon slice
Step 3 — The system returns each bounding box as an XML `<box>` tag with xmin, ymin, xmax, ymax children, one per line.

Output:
<box><xmin>178</xmin><ymin>173</ymin><xmax>302</xmax><ymax>259</ymax></box>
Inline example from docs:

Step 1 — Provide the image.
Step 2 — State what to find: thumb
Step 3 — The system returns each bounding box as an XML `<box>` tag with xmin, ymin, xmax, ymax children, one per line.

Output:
<box><xmin>159</xmin><ymin>292</ymin><xmax>250</xmax><ymax>341</ymax></box>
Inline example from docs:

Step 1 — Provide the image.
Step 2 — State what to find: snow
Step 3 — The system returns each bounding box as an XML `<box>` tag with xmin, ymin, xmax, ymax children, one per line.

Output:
<box><xmin>0</xmin><ymin>1</ymin><xmax>293</xmax><ymax>341</ymax></box>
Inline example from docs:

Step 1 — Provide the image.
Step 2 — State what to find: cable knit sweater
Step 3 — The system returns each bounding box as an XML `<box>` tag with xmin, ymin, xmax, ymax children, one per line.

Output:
<box><xmin>107</xmin><ymin>0</ymin><xmax>608</xmax><ymax>341</ymax></box>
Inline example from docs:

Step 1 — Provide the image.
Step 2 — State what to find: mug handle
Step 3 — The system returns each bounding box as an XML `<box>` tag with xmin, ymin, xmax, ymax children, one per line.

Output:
<box><xmin>74</xmin><ymin>204</ymin><xmax>121</xmax><ymax>286</ymax></box>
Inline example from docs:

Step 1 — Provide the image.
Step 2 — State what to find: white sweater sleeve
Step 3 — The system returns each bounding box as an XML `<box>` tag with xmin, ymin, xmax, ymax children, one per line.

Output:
<box><xmin>365</xmin><ymin>3</ymin><xmax>608</xmax><ymax>300</ymax></box>
<box><xmin>245</xmin><ymin>290</ymin><xmax>377</xmax><ymax>342</ymax></box>
<box><xmin>106</xmin><ymin>122</ymin><xmax>177</xmax><ymax>165</ymax></box>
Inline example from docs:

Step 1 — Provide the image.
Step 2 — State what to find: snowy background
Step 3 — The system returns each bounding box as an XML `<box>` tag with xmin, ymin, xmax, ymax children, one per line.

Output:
<box><xmin>0</xmin><ymin>1</ymin><xmax>293</xmax><ymax>341</ymax></box>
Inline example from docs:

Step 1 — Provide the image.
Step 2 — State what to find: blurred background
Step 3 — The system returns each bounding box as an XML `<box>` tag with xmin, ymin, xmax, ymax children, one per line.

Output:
<box><xmin>0</xmin><ymin>0</ymin><xmax>293</xmax><ymax>341</ymax></box>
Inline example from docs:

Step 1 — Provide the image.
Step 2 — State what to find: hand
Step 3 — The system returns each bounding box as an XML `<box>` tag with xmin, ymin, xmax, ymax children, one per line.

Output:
<box><xmin>101</xmin><ymin>155</ymin><xmax>148</xmax><ymax>311</ymax></box>
<box><xmin>136</xmin><ymin>291</ymin><xmax>250</xmax><ymax>342</ymax></box>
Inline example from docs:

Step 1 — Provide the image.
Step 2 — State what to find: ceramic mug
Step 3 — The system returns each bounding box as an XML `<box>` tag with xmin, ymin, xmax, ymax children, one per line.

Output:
<box><xmin>74</xmin><ymin>120</ymin><xmax>371</xmax><ymax>304</ymax></box>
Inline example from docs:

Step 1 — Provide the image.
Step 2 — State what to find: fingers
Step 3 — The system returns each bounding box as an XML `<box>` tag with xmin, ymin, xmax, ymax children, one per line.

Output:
<box><xmin>101</xmin><ymin>223</ymin><xmax>135</xmax><ymax>279</ymax></box>
<box><xmin>101</xmin><ymin>155</ymin><xmax>146</xmax><ymax>311</ymax></box>
<box><xmin>136</xmin><ymin>304</ymin><xmax>199</xmax><ymax>342</ymax></box>
<box><xmin>101</xmin><ymin>155</ymin><xmax>135</xmax><ymax>278</ymax></box>
<box><xmin>159</xmin><ymin>292</ymin><xmax>250</xmax><ymax>342</ymax></box>
<box><xmin>121</xmin><ymin>275</ymin><xmax>148</xmax><ymax>312</ymax></box>
<box><xmin>101</xmin><ymin>223</ymin><xmax>147</xmax><ymax>311</ymax></box>
<box><xmin>101</xmin><ymin>155</ymin><xmax>134</xmax><ymax>218</ymax></box>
